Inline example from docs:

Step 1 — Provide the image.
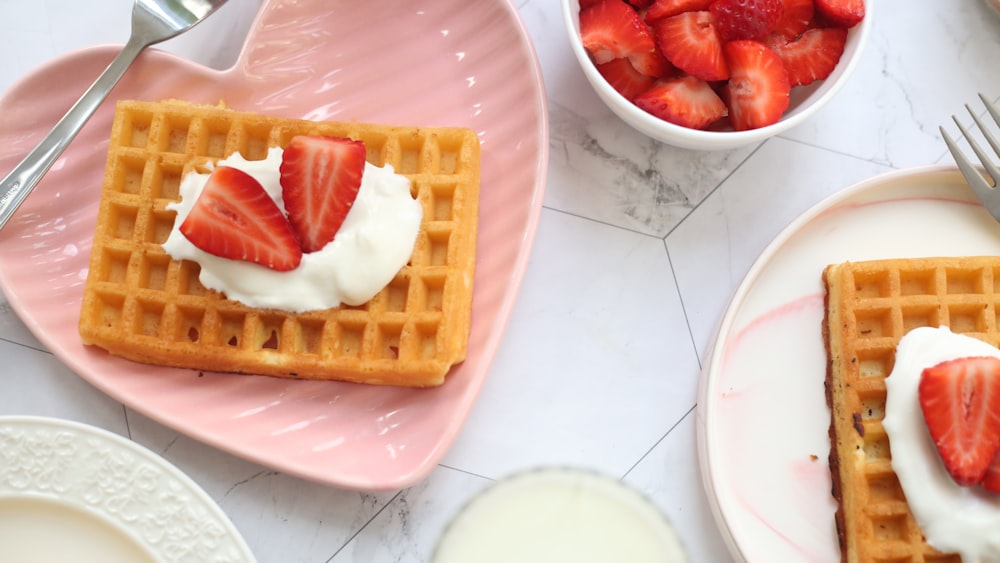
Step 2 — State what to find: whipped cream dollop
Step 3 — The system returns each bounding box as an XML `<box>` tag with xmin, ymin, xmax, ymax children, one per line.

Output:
<box><xmin>883</xmin><ymin>326</ymin><xmax>1000</xmax><ymax>560</ymax></box>
<box><xmin>161</xmin><ymin>148</ymin><xmax>422</xmax><ymax>312</ymax></box>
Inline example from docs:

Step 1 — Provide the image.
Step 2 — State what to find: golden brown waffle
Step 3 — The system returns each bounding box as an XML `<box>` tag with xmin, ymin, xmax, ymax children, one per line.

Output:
<box><xmin>821</xmin><ymin>257</ymin><xmax>1000</xmax><ymax>562</ymax></box>
<box><xmin>79</xmin><ymin>100</ymin><xmax>480</xmax><ymax>387</ymax></box>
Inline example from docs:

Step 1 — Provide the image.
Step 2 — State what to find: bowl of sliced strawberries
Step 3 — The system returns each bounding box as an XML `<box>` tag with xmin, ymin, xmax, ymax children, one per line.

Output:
<box><xmin>562</xmin><ymin>0</ymin><xmax>870</xmax><ymax>150</ymax></box>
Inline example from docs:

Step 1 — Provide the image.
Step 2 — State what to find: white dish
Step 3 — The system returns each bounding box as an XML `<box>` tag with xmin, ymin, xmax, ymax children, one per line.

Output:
<box><xmin>560</xmin><ymin>0</ymin><xmax>872</xmax><ymax>150</ymax></box>
<box><xmin>0</xmin><ymin>416</ymin><xmax>255</xmax><ymax>563</ymax></box>
<box><xmin>696</xmin><ymin>165</ymin><xmax>1000</xmax><ymax>561</ymax></box>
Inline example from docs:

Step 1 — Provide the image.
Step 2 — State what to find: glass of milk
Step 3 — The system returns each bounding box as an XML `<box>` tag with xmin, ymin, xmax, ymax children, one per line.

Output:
<box><xmin>431</xmin><ymin>467</ymin><xmax>688</xmax><ymax>563</ymax></box>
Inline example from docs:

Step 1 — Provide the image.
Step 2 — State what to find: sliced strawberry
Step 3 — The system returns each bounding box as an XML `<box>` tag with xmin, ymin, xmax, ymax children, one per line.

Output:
<box><xmin>771</xmin><ymin>0</ymin><xmax>814</xmax><ymax>37</ymax></box>
<box><xmin>580</xmin><ymin>0</ymin><xmax>671</xmax><ymax>77</ymax></box>
<box><xmin>580</xmin><ymin>0</ymin><xmax>604</xmax><ymax>9</ymax></box>
<box><xmin>815</xmin><ymin>0</ymin><xmax>864</xmax><ymax>28</ymax></box>
<box><xmin>626</xmin><ymin>0</ymin><xmax>655</xmax><ymax>8</ymax></box>
<box><xmin>279</xmin><ymin>135</ymin><xmax>366</xmax><ymax>253</ymax></box>
<box><xmin>652</xmin><ymin>11</ymin><xmax>729</xmax><ymax>82</ymax></box>
<box><xmin>721</xmin><ymin>40</ymin><xmax>790</xmax><ymax>130</ymax></box>
<box><xmin>709</xmin><ymin>0</ymin><xmax>785</xmax><ymax>41</ymax></box>
<box><xmin>644</xmin><ymin>0</ymin><xmax>713</xmax><ymax>22</ymax></box>
<box><xmin>180</xmin><ymin>166</ymin><xmax>302</xmax><ymax>271</ymax></box>
<box><xmin>635</xmin><ymin>75</ymin><xmax>728</xmax><ymax>129</ymax></box>
<box><xmin>766</xmin><ymin>26</ymin><xmax>846</xmax><ymax>86</ymax></box>
<box><xmin>919</xmin><ymin>356</ymin><xmax>1000</xmax><ymax>487</ymax></box>
<box><xmin>597</xmin><ymin>57</ymin><xmax>659</xmax><ymax>100</ymax></box>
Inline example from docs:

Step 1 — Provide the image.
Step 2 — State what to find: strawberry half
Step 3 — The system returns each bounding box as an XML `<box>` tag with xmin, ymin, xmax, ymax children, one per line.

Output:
<box><xmin>721</xmin><ymin>40</ymin><xmax>790</xmax><ymax>130</ymax></box>
<box><xmin>767</xmin><ymin>27</ymin><xmax>847</xmax><ymax>86</ymax></box>
<box><xmin>709</xmin><ymin>0</ymin><xmax>785</xmax><ymax>41</ymax></box>
<box><xmin>919</xmin><ymin>356</ymin><xmax>1000</xmax><ymax>487</ymax></box>
<box><xmin>652</xmin><ymin>11</ymin><xmax>729</xmax><ymax>82</ymax></box>
<box><xmin>815</xmin><ymin>0</ymin><xmax>864</xmax><ymax>28</ymax></box>
<box><xmin>580</xmin><ymin>0</ymin><xmax>671</xmax><ymax>77</ymax></box>
<box><xmin>597</xmin><ymin>57</ymin><xmax>658</xmax><ymax>100</ymax></box>
<box><xmin>180</xmin><ymin>166</ymin><xmax>302</xmax><ymax>271</ymax></box>
<box><xmin>635</xmin><ymin>75</ymin><xmax>728</xmax><ymax>129</ymax></box>
<box><xmin>279</xmin><ymin>135</ymin><xmax>366</xmax><ymax>253</ymax></box>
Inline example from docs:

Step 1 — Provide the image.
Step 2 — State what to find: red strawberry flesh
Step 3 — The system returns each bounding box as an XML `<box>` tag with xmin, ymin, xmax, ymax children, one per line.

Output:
<box><xmin>771</xmin><ymin>0</ymin><xmax>814</xmax><ymax>37</ymax></box>
<box><xmin>721</xmin><ymin>40</ymin><xmax>790</xmax><ymax>130</ymax></box>
<box><xmin>180</xmin><ymin>166</ymin><xmax>302</xmax><ymax>271</ymax></box>
<box><xmin>766</xmin><ymin>27</ymin><xmax>847</xmax><ymax>87</ymax></box>
<box><xmin>597</xmin><ymin>57</ymin><xmax>658</xmax><ymax>101</ymax></box>
<box><xmin>919</xmin><ymin>356</ymin><xmax>1000</xmax><ymax>487</ymax></box>
<box><xmin>280</xmin><ymin>135</ymin><xmax>366</xmax><ymax>253</ymax></box>
<box><xmin>652</xmin><ymin>11</ymin><xmax>729</xmax><ymax>81</ymax></box>
<box><xmin>815</xmin><ymin>0</ymin><xmax>864</xmax><ymax>28</ymax></box>
<box><xmin>644</xmin><ymin>0</ymin><xmax>714</xmax><ymax>22</ymax></box>
<box><xmin>709</xmin><ymin>0</ymin><xmax>784</xmax><ymax>41</ymax></box>
<box><xmin>984</xmin><ymin>452</ymin><xmax>1000</xmax><ymax>493</ymax></box>
<box><xmin>580</xmin><ymin>0</ymin><xmax>671</xmax><ymax>77</ymax></box>
<box><xmin>635</xmin><ymin>75</ymin><xmax>728</xmax><ymax>129</ymax></box>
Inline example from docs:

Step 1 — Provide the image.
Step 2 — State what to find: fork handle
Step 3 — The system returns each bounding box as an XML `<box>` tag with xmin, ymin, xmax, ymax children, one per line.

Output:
<box><xmin>0</xmin><ymin>37</ymin><xmax>148</xmax><ymax>231</ymax></box>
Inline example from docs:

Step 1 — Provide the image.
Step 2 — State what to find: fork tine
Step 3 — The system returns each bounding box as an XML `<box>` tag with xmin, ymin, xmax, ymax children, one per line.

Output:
<box><xmin>979</xmin><ymin>93</ymin><xmax>1000</xmax><ymax>129</ymax></box>
<box><xmin>966</xmin><ymin>104</ymin><xmax>1000</xmax><ymax>175</ymax></box>
<box><xmin>941</xmin><ymin>123</ymin><xmax>996</xmax><ymax>208</ymax></box>
<box><xmin>969</xmin><ymin>104</ymin><xmax>1000</xmax><ymax>159</ymax></box>
<box><xmin>953</xmin><ymin>114</ymin><xmax>999</xmax><ymax>188</ymax></box>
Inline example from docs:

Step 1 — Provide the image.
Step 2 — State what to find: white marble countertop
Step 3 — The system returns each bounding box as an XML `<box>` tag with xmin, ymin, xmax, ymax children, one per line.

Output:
<box><xmin>2</xmin><ymin>0</ymin><xmax>1000</xmax><ymax>561</ymax></box>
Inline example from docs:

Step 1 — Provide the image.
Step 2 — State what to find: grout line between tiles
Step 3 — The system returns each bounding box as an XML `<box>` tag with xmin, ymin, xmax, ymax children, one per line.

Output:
<box><xmin>622</xmin><ymin>403</ymin><xmax>696</xmax><ymax>481</ymax></box>
<box><xmin>122</xmin><ymin>404</ymin><xmax>132</xmax><ymax>439</ymax></box>
<box><xmin>659</xmin><ymin>140</ymin><xmax>765</xmax><ymax>241</ymax></box>
<box><xmin>0</xmin><ymin>336</ymin><xmax>49</xmax><ymax>355</ymax></box>
<box><xmin>662</xmin><ymin>238</ymin><xmax>702</xmax><ymax>373</ymax></box>
<box><xmin>540</xmin><ymin>204</ymin><xmax>669</xmax><ymax>240</ymax></box>
<box><xmin>326</xmin><ymin>490</ymin><xmax>404</xmax><ymax>562</ymax></box>
<box><xmin>433</xmin><ymin>464</ymin><xmax>495</xmax><ymax>483</ymax></box>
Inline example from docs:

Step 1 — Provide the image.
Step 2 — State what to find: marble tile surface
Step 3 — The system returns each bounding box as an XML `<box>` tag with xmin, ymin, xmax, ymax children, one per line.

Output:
<box><xmin>1</xmin><ymin>0</ymin><xmax>999</xmax><ymax>561</ymax></box>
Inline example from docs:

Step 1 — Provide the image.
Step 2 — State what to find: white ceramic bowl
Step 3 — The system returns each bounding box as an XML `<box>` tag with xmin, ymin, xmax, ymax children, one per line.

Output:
<box><xmin>561</xmin><ymin>0</ymin><xmax>873</xmax><ymax>151</ymax></box>
<box><xmin>431</xmin><ymin>467</ymin><xmax>688</xmax><ymax>562</ymax></box>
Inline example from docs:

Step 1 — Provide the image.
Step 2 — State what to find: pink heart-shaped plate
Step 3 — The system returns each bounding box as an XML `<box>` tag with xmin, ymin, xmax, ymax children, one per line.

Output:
<box><xmin>0</xmin><ymin>0</ymin><xmax>548</xmax><ymax>491</ymax></box>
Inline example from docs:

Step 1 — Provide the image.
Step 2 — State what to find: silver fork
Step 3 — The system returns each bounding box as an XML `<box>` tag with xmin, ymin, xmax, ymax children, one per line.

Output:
<box><xmin>0</xmin><ymin>0</ymin><xmax>229</xmax><ymax>232</ymax></box>
<box><xmin>941</xmin><ymin>93</ymin><xmax>1000</xmax><ymax>221</ymax></box>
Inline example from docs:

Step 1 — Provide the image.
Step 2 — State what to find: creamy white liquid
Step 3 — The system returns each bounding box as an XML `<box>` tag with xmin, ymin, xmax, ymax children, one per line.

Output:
<box><xmin>0</xmin><ymin>497</ymin><xmax>156</xmax><ymax>563</ymax></box>
<box><xmin>883</xmin><ymin>326</ymin><xmax>1000</xmax><ymax>560</ymax></box>
<box><xmin>162</xmin><ymin>148</ymin><xmax>422</xmax><ymax>312</ymax></box>
<box><xmin>432</xmin><ymin>468</ymin><xmax>688</xmax><ymax>563</ymax></box>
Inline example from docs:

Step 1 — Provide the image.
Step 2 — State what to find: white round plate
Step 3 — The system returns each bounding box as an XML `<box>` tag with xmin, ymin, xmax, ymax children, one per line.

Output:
<box><xmin>696</xmin><ymin>165</ymin><xmax>1000</xmax><ymax>561</ymax></box>
<box><xmin>0</xmin><ymin>416</ymin><xmax>255</xmax><ymax>562</ymax></box>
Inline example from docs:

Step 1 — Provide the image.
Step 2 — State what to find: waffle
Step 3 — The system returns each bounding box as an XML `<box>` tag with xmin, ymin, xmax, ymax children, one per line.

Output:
<box><xmin>821</xmin><ymin>257</ymin><xmax>1000</xmax><ymax>562</ymax></box>
<box><xmin>78</xmin><ymin>100</ymin><xmax>480</xmax><ymax>387</ymax></box>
